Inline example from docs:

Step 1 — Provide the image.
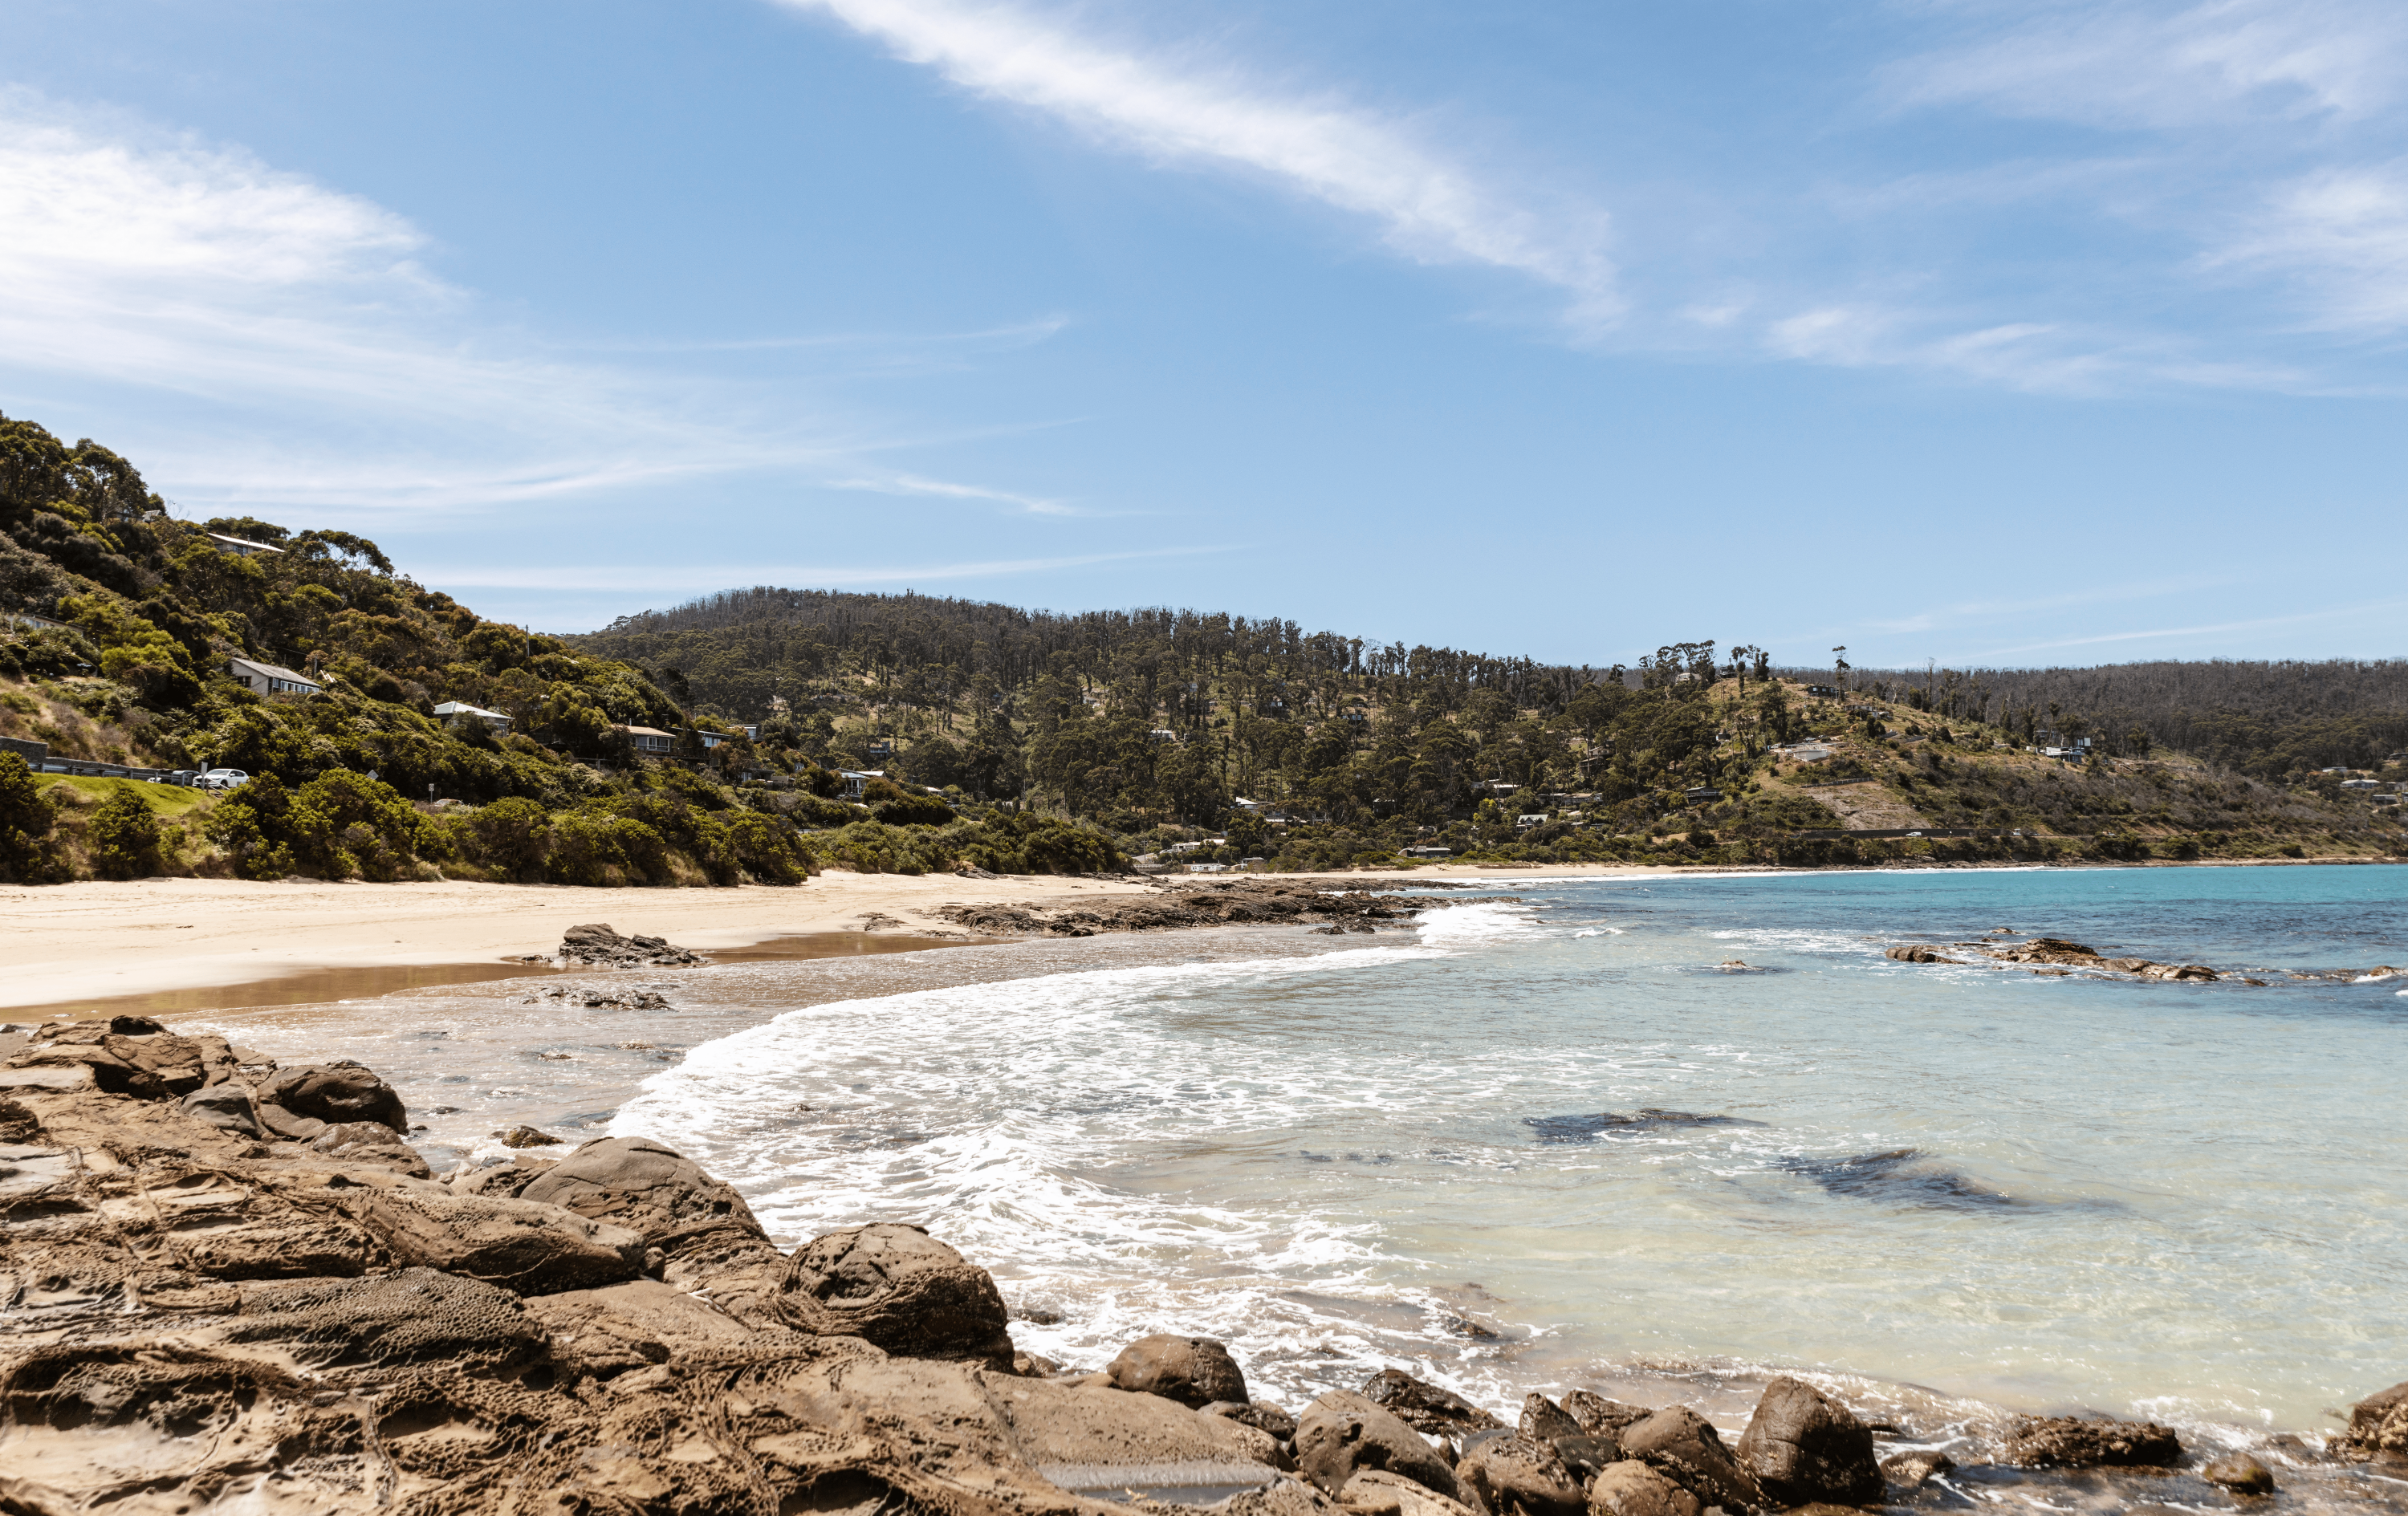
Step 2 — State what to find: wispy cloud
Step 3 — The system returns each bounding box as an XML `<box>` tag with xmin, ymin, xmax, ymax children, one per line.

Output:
<box><xmin>2207</xmin><ymin>162</ymin><xmax>2408</xmax><ymax>330</ymax></box>
<box><xmin>420</xmin><ymin>544</ymin><xmax>1226</xmax><ymax>593</ymax></box>
<box><xmin>1891</xmin><ymin>0</ymin><xmax>2408</xmax><ymax>129</ymax></box>
<box><xmin>829</xmin><ymin>470</ymin><xmax>1080</xmax><ymax>515</ymax></box>
<box><xmin>778</xmin><ymin>0</ymin><xmax>1620</xmax><ymax>329</ymax></box>
<box><xmin>0</xmin><ymin>91</ymin><xmax>1044</xmax><ymax>517</ymax></box>
<box><xmin>1957</xmin><ymin>597</ymin><xmax>2408</xmax><ymax>660</ymax></box>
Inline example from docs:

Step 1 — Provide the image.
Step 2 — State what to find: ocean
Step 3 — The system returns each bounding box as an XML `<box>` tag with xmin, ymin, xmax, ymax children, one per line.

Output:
<box><xmin>205</xmin><ymin>863</ymin><xmax>2408</xmax><ymax>1491</ymax></box>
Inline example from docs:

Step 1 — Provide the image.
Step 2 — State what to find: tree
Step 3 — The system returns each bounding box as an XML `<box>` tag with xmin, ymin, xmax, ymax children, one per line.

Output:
<box><xmin>88</xmin><ymin>784</ymin><xmax>165</xmax><ymax>879</ymax></box>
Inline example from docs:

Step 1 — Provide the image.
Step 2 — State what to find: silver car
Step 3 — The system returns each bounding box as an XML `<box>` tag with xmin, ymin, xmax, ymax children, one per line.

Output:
<box><xmin>196</xmin><ymin>767</ymin><xmax>251</xmax><ymax>791</ymax></box>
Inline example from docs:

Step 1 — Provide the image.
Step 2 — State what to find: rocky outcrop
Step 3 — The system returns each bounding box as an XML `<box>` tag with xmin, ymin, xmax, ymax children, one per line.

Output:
<box><xmin>1973</xmin><ymin>937</ymin><xmax>2220</xmax><ymax>982</ymax></box>
<box><xmin>1588</xmin><ymin>1461</ymin><xmax>1704</xmax><ymax>1516</ymax></box>
<box><xmin>1340</xmin><ymin>1468</ymin><xmax>1483</xmax><ymax>1516</ymax></box>
<box><xmin>2341</xmin><ymin>1379</ymin><xmax>2408</xmax><ymax>1463</ymax></box>
<box><xmin>1733</xmin><ymin>1376</ymin><xmax>1883</xmax><ymax>1506</ymax></box>
<box><xmin>1454</xmin><ymin>1432</ymin><xmax>1588</xmax><ymax>1516</ymax></box>
<box><xmin>2003</xmin><ymin>1415</ymin><xmax>2181</xmax><ymax>1468</ymax></box>
<box><xmin>257</xmin><ymin>1059</ymin><xmax>409</xmax><ymax>1138</ymax></box>
<box><xmin>777</xmin><ymin>1220</ymin><xmax>1015</xmax><ymax>1360</ymax></box>
<box><xmin>1361</xmin><ymin>1367</ymin><xmax>1507</xmax><ymax>1439</ymax></box>
<box><xmin>940</xmin><ymin>884</ymin><xmax>1519</xmax><ymax>940</ymax></box>
<box><xmin>1296</xmin><ymin>1389</ymin><xmax>1464</xmax><ymax>1501</ymax></box>
<box><xmin>2203</xmin><ymin>1453</ymin><xmax>2276</xmax><ymax>1493</ymax></box>
<box><xmin>551</xmin><ymin>921</ymin><xmax>706</xmax><ymax>965</ymax></box>
<box><xmin>1617</xmin><ymin>1405</ymin><xmax>1765</xmax><ymax>1512</ymax></box>
<box><xmin>1883</xmin><ymin>945</ymin><xmax>1961</xmax><ymax>963</ymax></box>
<box><xmin>1108</xmin><ymin>1333</ymin><xmax>1251</xmax><ymax>1408</ymax></box>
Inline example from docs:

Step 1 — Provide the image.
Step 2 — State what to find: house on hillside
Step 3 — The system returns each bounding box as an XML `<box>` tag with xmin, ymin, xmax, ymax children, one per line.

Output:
<box><xmin>433</xmin><ymin>701</ymin><xmax>511</xmax><ymax>734</ymax></box>
<box><xmin>838</xmin><ymin>769</ymin><xmax>884</xmax><ymax>799</ymax></box>
<box><xmin>228</xmin><ymin>656</ymin><xmax>321</xmax><ymax>697</ymax></box>
<box><xmin>203</xmin><ymin>531</ymin><xmax>285</xmax><ymax>559</ymax></box>
<box><xmin>612</xmin><ymin>725</ymin><xmax>675</xmax><ymax>755</ymax></box>
<box><xmin>3</xmin><ymin>609</ymin><xmax>67</xmax><ymax>633</ymax></box>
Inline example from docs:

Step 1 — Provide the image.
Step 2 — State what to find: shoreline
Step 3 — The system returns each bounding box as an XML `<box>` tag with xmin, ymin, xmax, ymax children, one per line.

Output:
<box><xmin>8</xmin><ymin>854</ymin><xmax>2397</xmax><ymax>1016</ymax></box>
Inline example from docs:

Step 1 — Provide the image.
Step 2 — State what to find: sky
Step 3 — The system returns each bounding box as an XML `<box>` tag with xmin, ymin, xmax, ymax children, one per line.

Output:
<box><xmin>3</xmin><ymin>0</ymin><xmax>2405</xmax><ymax>669</ymax></box>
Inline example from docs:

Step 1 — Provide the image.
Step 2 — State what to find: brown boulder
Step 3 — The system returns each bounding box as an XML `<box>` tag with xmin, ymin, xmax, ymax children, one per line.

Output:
<box><xmin>258</xmin><ymin>1061</ymin><xmax>407</xmax><ymax>1137</ymax></box>
<box><xmin>1588</xmin><ymin>1461</ymin><xmax>1703</xmax><ymax>1516</ymax></box>
<box><xmin>360</xmin><ymin>1189</ymin><xmax>648</xmax><ymax>1294</ymax></box>
<box><xmin>1883</xmin><ymin>946</ymin><xmax>1960</xmax><ymax>964</ymax></box>
<box><xmin>1520</xmin><ymin>1394</ymin><xmax>1585</xmax><ymax>1443</ymax></box>
<box><xmin>2202</xmin><ymin>1453</ymin><xmax>2275</xmax><ymax>1494</ymax></box>
<box><xmin>1734</xmin><ymin>1376</ymin><xmax>1882</xmax><ymax>1506</ymax></box>
<box><xmin>1296</xmin><ymin>1389</ymin><xmax>1462</xmax><ymax>1502</ymax></box>
<box><xmin>1455</xmin><ymin>1433</ymin><xmax>1588</xmax><ymax>1516</ymax></box>
<box><xmin>1562</xmin><ymin>1392</ymin><xmax>1654</xmax><ymax>1437</ymax></box>
<box><xmin>2003</xmin><ymin>1416</ymin><xmax>2180</xmax><ymax>1468</ymax></box>
<box><xmin>1362</xmin><ymin>1368</ymin><xmax>1506</xmax><ymax>1438</ymax></box>
<box><xmin>1619</xmin><ymin>1406</ymin><xmax>1763</xmax><ymax>1512</ymax></box>
<box><xmin>179</xmin><ymin>1080</ymin><xmax>261</xmax><ymax>1135</ymax></box>
<box><xmin>519</xmin><ymin>1136</ymin><xmax>768</xmax><ymax>1270</ymax></box>
<box><xmin>2346</xmin><ymin>1380</ymin><xmax>2408</xmax><ymax>1459</ymax></box>
<box><xmin>1108</xmin><ymin>1333</ymin><xmax>1251</xmax><ymax>1408</ymax></box>
<box><xmin>1343</xmin><ymin>1469</ymin><xmax>1483</xmax><ymax>1516</ymax></box>
<box><xmin>777</xmin><ymin>1221</ymin><xmax>1011</xmax><ymax>1359</ymax></box>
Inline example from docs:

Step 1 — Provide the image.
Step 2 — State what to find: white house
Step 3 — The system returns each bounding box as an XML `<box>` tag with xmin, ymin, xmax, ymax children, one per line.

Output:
<box><xmin>613</xmin><ymin>724</ymin><xmax>675</xmax><ymax>754</ymax></box>
<box><xmin>228</xmin><ymin>656</ymin><xmax>321</xmax><ymax>697</ymax></box>
<box><xmin>203</xmin><ymin>531</ymin><xmax>285</xmax><ymax>559</ymax></box>
<box><xmin>433</xmin><ymin>701</ymin><xmax>511</xmax><ymax>734</ymax></box>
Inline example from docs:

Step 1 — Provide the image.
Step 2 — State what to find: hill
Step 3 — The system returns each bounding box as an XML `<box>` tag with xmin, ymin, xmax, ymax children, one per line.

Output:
<box><xmin>0</xmin><ymin>412</ymin><xmax>1115</xmax><ymax>884</ymax></box>
<box><xmin>571</xmin><ymin>592</ymin><xmax>2406</xmax><ymax>870</ymax></box>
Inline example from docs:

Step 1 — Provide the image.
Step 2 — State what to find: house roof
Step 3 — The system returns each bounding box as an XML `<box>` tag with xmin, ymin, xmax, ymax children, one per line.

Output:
<box><xmin>433</xmin><ymin>701</ymin><xmax>506</xmax><ymax>719</ymax></box>
<box><xmin>229</xmin><ymin>656</ymin><xmax>319</xmax><ymax>687</ymax></box>
<box><xmin>614</xmin><ymin>725</ymin><xmax>674</xmax><ymax>738</ymax></box>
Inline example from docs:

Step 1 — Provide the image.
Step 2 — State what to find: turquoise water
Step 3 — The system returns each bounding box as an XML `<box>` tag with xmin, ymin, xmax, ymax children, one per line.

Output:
<box><xmin>612</xmin><ymin>865</ymin><xmax>2408</xmax><ymax>1447</ymax></box>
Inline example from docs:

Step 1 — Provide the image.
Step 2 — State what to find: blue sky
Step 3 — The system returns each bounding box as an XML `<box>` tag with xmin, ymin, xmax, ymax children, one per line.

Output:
<box><xmin>3</xmin><ymin>0</ymin><xmax>2404</xmax><ymax>668</ymax></box>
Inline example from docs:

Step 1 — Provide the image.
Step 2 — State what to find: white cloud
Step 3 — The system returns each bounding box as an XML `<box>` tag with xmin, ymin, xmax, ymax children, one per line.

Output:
<box><xmin>1893</xmin><ymin>0</ymin><xmax>2408</xmax><ymax>129</ymax></box>
<box><xmin>779</xmin><ymin>0</ymin><xmax>1621</xmax><ymax>328</ymax></box>
<box><xmin>421</xmin><ymin>544</ymin><xmax>1223</xmax><ymax>592</ymax></box>
<box><xmin>2209</xmin><ymin>163</ymin><xmax>2408</xmax><ymax>329</ymax></box>
<box><xmin>0</xmin><ymin>92</ymin><xmax>956</xmax><ymax>515</ymax></box>
<box><xmin>829</xmin><ymin>470</ymin><xmax>1079</xmax><ymax>515</ymax></box>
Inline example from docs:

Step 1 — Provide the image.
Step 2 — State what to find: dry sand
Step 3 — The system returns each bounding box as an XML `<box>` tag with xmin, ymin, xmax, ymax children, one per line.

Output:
<box><xmin>0</xmin><ymin>870</ymin><xmax>1161</xmax><ymax>1012</ymax></box>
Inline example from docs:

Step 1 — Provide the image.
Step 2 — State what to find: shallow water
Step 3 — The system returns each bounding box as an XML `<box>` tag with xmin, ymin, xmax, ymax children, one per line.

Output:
<box><xmin>205</xmin><ymin>865</ymin><xmax>2408</xmax><ymax>1506</ymax></box>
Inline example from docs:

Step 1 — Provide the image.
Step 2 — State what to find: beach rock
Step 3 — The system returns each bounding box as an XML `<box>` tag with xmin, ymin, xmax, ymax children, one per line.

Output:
<box><xmin>7</xmin><ymin>1023</ymin><xmax>234</xmax><ymax>1099</ymax></box>
<box><xmin>226</xmin><ymin>1266</ymin><xmax>549</xmax><ymax>1369</ymax></box>
<box><xmin>1588</xmin><ymin>1461</ymin><xmax>1704</xmax><ymax>1516</ymax></box>
<box><xmin>2347</xmin><ymin>1380</ymin><xmax>2408</xmax><ymax>1458</ymax></box>
<box><xmin>308</xmin><ymin>1120</ymin><xmax>432</xmax><ymax>1177</ymax></box>
<box><xmin>1734</xmin><ymin>1376</ymin><xmax>1883</xmax><ymax>1506</ymax></box>
<box><xmin>1208</xmin><ymin>1400</ymin><xmax>1302</xmax><ymax>1442</ymax></box>
<box><xmin>1563</xmin><ymin>1391</ymin><xmax>1655</xmax><ymax>1437</ymax></box>
<box><xmin>2141</xmin><ymin>963</ymin><xmax>2219</xmax><ymax>982</ymax></box>
<box><xmin>449</xmin><ymin>1153</ymin><xmax>559</xmax><ymax>1198</ymax></box>
<box><xmin>2203</xmin><ymin>1453</ymin><xmax>2276</xmax><ymax>1494</ymax></box>
<box><xmin>2003</xmin><ymin>1416</ymin><xmax>2181</xmax><ymax>1468</ymax></box>
<box><xmin>777</xmin><ymin>1221</ymin><xmax>1012</xmax><ymax>1360</ymax></box>
<box><xmin>1619</xmin><ymin>1406</ymin><xmax>1765</xmax><ymax>1512</ymax></box>
<box><xmin>557</xmin><ymin>922</ymin><xmax>704</xmax><ymax>965</ymax></box>
<box><xmin>498</xmin><ymin>1123</ymin><xmax>562</xmax><ymax>1148</ymax></box>
<box><xmin>988</xmin><ymin>1374</ymin><xmax>1287</xmax><ymax>1470</ymax></box>
<box><xmin>1879</xmin><ymin>1451</ymin><xmax>1954</xmax><ymax>1489</ymax></box>
<box><xmin>360</xmin><ymin>1189</ymin><xmax>648</xmax><ymax>1294</ymax></box>
<box><xmin>524</xmin><ymin>1277</ymin><xmax>773</xmax><ymax>1380</ymax></box>
<box><xmin>1298</xmin><ymin>1390</ymin><xmax>1463</xmax><ymax>1501</ymax></box>
<box><xmin>1455</xmin><ymin>1432</ymin><xmax>1588</xmax><ymax>1516</ymax></box>
<box><xmin>1344</xmin><ymin>1469</ymin><xmax>1483</xmax><ymax>1516</ymax></box>
<box><xmin>1363</xmin><ymin>1368</ymin><xmax>1507</xmax><ymax>1438</ymax></box>
<box><xmin>1520</xmin><ymin>1394</ymin><xmax>1586</xmax><ymax>1444</ymax></box>
<box><xmin>519</xmin><ymin>1135</ymin><xmax>769</xmax><ymax>1269</ymax></box>
<box><xmin>1884</xmin><ymin>945</ymin><xmax>1960</xmax><ymax>964</ymax></box>
<box><xmin>258</xmin><ymin>1060</ymin><xmax>407</xmax><ymax>1136</ymax></box>
<box><xmin>1108</xmin><ymin>1333</ymin><xmax>1251</xmax><ymax>1408</ymax></box>
<box><xmin>179</xmin><ymin>1079</ymin><xmax>261</xmax><ymax>1135</ymax></box>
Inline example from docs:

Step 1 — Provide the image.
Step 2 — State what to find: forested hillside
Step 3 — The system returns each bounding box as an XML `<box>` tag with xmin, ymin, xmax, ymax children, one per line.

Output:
<box><xmin>574</xmin><ymin>589</ymin><xmax>2406</xmax><ymax>870</ymax></box>
<box><xmin>0</xmin><ymin>413</ymin><xmax>1114</xmax><ymax>884</ymax></box>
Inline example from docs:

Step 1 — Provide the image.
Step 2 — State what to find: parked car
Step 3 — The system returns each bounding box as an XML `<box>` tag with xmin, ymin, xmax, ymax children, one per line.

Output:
<box><xmin>196</xmin><ymin>768</ymin><xmax>250</xmax><ymax>791</ymax></box>
<box><xmin>164</xmin><ymin>770</ymin><xmax>199</xmax><ymax>787</ymax></box>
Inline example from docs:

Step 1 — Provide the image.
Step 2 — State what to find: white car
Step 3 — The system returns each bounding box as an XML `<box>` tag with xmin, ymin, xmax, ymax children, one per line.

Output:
<box><xmin>196</xmin><ymin>768</ymin><xmax>251</xmax><ymax>791</ymax></box>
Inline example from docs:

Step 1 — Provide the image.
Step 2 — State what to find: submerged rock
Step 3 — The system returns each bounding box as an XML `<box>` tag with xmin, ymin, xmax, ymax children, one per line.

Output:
<box><xmin>2203</xmin><ymin>1453</ymin><xmax>2276</xmax><ymax>1494</ymax></box>
<box><xmin>2003</xmin><ymin>1415</ymin><xmax>2181</xmax><ymax>1468</ymax></box>
<box><xmin>1880</xmin><ymin>1449</ymin><xmax>1954</xmax><ymax>1488</ymax></box>
<box><xmin>555</xmin><ymin>921</ymin><xmax>705</xmax><ymax>966</ymax></box>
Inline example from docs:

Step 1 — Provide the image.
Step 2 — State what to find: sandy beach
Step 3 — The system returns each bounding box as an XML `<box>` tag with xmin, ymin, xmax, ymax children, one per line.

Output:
<box><xmin>0</xmin><ymin>869</ymin><xmax>1179</xmax><ymax>1013</ymax></box>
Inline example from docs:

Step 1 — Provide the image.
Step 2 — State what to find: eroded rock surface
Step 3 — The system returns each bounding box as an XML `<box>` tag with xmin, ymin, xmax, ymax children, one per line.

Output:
<box><xmin>552</xmin><ymin>921</ymin><xmax>706</xmax><ymax>965</ymax></box>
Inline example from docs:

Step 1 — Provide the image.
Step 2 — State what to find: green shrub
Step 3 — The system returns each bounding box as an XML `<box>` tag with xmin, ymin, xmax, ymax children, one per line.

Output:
<box><xmin>0</xmin><ymin>751</ymin><xmax>66</xmax><ymax>882</ymax></box>
<box><xmin>722</xmin><ymin>811</ymin><xmax>808</xmax><ymax>884</ymax></box>
<box><xmin>88</xmin><ymin>782</ymin><xmax>165</xmax><ymax>879</ymax></box>
<box><xmin>872</xmin><ymin>791</ymin><xmax>956</xmax><ymax>827</ymax></box>
<box><xmin>470</xmin><ymin>796</ymin><xmax>551</xmax><ymax>880</ymax></box>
